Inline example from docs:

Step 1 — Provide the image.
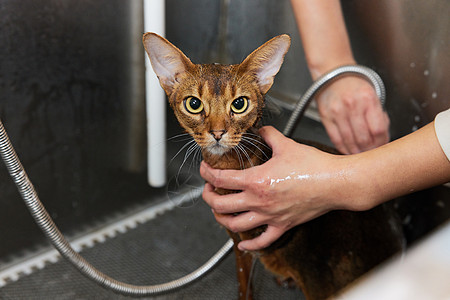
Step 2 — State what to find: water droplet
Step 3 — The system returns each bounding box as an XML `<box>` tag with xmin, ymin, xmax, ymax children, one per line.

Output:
<box><xmin>412</xmin><ymin>125</ymin><xmax>418</xmax><ymax>131</ymax></box>
<box><xmin>410</xmin><ymin>62</ymin><xmax>416</xmax><ymax>68</ymax></box>
<box><xmin>432</xmin><ymin>92</ymin><xmax>437</xmax><ymax>99</ymax></box>
<box><xmin>414</xmin><ymin>115</ymin><xmax>420</xmax><ymax>122</ymax></box>
<box><xmin>403</xmin><ymin>214</ymin><xmax>412</xmax><ymax>225</ymax></box>
<box><xmin>424</xmin><ymin>70</ymin><xmax>430</xmax><ymax>76</ymax></box>
<box><xmin>436</xmin><ymin>201</ymin><xmax>445</xmax><ymax>208</ymax></box>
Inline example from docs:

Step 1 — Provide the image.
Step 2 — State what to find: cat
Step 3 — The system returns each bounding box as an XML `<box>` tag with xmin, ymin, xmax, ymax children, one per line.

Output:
<box><xmin>143</xmin><ymin>32</ymin><xmax>404</xmax><ymax>300</ymax></box>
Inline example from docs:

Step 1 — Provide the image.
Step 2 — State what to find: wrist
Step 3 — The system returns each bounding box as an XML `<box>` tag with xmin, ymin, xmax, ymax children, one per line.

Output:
<box><xmin>332</xmin><ymin>153</ymin><xmax>382</xmax><ymax>212</ymax></box>
<box><xmin>307</xmin><ymin>57</ymin><xmax>357</xmax><ymax>80</ymax></box>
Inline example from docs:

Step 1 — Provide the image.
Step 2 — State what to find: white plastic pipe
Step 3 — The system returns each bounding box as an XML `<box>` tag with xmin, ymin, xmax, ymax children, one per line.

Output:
<box><xmin>144</xmin><ymin>0</ymin><xmax>166</xmax><ymax>187</ymax></box>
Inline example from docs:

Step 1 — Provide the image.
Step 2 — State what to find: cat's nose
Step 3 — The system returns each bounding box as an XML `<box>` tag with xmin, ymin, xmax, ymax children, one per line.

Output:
<box><xmin>210</xmin><ymin>130</ymin><xmax>226</xmax><ymax>141</ymax></box>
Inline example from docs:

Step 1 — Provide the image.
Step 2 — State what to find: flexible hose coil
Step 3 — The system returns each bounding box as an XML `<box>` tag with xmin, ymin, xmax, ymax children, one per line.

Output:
<box><xmin>0</xmin><ymin>120</ymin><xmax>233</xmax><ymax>296</ymax></box>
<box><xmin>283</xmin><ymin>64</ymin><xmax>386</xmax><ymax>137</ymax></box>
<box><xmin>0</xmin><ymin>64</ymin><xmax>384</xmax><ymax>296</ymax></box>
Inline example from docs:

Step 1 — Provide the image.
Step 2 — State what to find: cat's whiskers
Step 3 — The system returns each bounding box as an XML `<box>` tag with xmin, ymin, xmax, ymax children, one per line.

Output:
<box><xmin>167</xmin><ymin>133</ymin><xmax>199</xmax><ymax>171</ymax></box>
<box><xmin>242</xmin><ymin>132</ymin><xmax>272</xmax><ymax>150</ymax></box>
<box><xmin>239</xmin><ymin>142</ymin><xmax>264</xmax><ymax>162</ymax></box>
<box><xmin>177</xmin><ymin>142</ymin><xmax>201</xmax><ymax>180</ymax></box>
<box><xmin>242</xmin><ymin>138</ymin><xmax>270</xmax><ymax>160</ymax></box>
<box><xmin>232</xmin><ymin>147</ymin><xmax>246</xmax><ymax>170</ymax></box>
<box><xmin>167</xmin><ymin>132</ymin><xmax>192</xmax><ymax>142</ymax></box>
<box><xmin>182</xmin><ymin>142</ymin><xmax>200</xmax><ymax>168</ymax></box>
<box><xmin>234</xmin><ymin>144</ymin><xmax>254</xmax><ymax>169</ymax></box>
<box><xmin>189</xmin><ymin>145</ymin><xmax>203</xmax><ymax>172</ymax></box>
<box><xmin>241</xmin><ymin>132</ymin><xmax>260</xmax><ymax>138</ymax></box>
<box><xmin>241</xmin><ymin>134</ymin><xmax>271</xmax><ymax>150</ymax></box>
<box><xmin>242</xmin><ymin>132</ymin><xmax>272</xmax><ymax>151</ymax></box>
<box><xmin>241</xmin><ymin>136</ymin><xmax>271</xmax><ymax>161</ymax></box>
<box><xmin>240</xmin><ymin>144</ymin><xmax>255</xmax><ymax>168</ymax></box>
<box><xmin>169</xmin><ymin>138</ymin><xmax>197</xmax><ymax>166</ymax></box>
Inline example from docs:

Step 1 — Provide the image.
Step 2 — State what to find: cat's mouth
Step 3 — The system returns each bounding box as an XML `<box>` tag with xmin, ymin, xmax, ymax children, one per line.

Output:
<box><xmin>206</xmin><ymin>142</ymin><xmax>231</xmax><ymax>156</ymax></box>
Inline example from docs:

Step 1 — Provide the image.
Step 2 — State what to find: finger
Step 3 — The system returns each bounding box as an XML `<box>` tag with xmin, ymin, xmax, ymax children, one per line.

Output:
<box><xmin>202</xmin><ymin>182</ymin><xmax>250</xmax><ymax>214</ymax></box>
<box><xmin>259</xmin><ymin>126</ymin><xmax>286</xmax><ymax>153</ymax></box>
<box><xmin>349</xmin><ymin>111</ymin><xmax>372</xmax><ymax>151</ymax></box>
<box><xmin>238</xmin><ymin>226</ymin><xmax>285</xmax><ymax>251</ymax></box>
<box><xmin>201</xmin><ymin>182</ymin><xmax>219</xmax><ymax>207</ymax></box>
<box><xmin>336</xmin><ymin>118</ymin><xmax>361</xmax><ymax>154</ymax></box>
<box><xmin>200</xmin><ymin>161</ymin><xmax>249</xmax><ymax>190</ymax></box>
<box><xmin>366</xmin><ymin>109</ymin><xmax>390</xmax><ymax>148</ymax></box>
<box><xmin>214</xmin><ymin>211</ymin><xmax>267</xmax><ymax>233</ymax></box>
<box><xmin>323</xmin><ymin>119</ymin><xmax>350</xmax><ymax>154</ymax></box>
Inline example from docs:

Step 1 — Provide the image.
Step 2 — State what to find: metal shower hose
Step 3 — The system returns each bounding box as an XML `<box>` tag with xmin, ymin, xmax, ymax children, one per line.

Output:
<box><xmin>0</xmin><ymin>65</ymin><xmax>385</xmax><ymax>296</ymax></box>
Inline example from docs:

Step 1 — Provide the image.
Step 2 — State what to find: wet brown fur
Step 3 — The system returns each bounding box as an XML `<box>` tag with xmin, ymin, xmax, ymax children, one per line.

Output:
<box><xmin>143</xmin><ymin>33</ymin><xmax>403</xmax><ymax>300</ymax></box>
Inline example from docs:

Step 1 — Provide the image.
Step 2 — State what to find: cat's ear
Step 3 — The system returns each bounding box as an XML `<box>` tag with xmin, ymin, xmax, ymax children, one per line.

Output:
<box><xmin>143</xmin><ymin>32</ymin><xmax>194</xmax><ymax>94</ymax></box>
<box><xmin>239</xmin><ymin>34</ymin><xmax>291</xmax><ymax>94</ymax></box>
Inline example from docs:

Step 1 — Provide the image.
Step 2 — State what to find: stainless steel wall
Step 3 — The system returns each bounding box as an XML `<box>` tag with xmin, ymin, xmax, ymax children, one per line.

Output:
<box><xmin>0</xmin><ymin>0</ymin><xmax>157</xmax><ymax>259</ymax></box>
<box><xmin>342</xmin><ymin>0</ymin><xmax>450</xmax><ymax>138</ymax></box>
<box><xmin>168</xmin><ymin>0</ymin><xmax>450</xmax><ymax>139</ymax></box>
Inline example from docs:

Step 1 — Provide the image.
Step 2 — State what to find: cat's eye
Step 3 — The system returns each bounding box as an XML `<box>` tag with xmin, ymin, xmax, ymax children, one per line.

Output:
<box><xmin>231</xmin><ymin>97</ymin><xmax>248</xmax><ymax>114</ymax></box>
<box><xmin>184</xmin><ymin>97</ymin><xmax>204</xmax><ymax>114</ymax></box>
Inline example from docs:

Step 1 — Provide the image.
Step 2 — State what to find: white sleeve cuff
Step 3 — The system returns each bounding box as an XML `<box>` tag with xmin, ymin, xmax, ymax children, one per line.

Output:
<box><xmin>434</xmin><ymin>108</ymin><xmax>450</xmax><ymax>161</ymax></box>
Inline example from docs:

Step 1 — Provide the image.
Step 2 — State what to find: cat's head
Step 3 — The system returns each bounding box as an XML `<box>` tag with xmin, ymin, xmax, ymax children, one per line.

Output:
<box><xmin>143</xmin><ymin>33</ymin><xmax>290</xmax><ymax>156</ymax></box>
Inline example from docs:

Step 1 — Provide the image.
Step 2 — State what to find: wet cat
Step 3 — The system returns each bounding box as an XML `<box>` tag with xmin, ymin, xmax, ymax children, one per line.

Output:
<box><xmin>143</xmin><ymin>33</ymin><xmax>403</xmax><ymax>300</ymax></box>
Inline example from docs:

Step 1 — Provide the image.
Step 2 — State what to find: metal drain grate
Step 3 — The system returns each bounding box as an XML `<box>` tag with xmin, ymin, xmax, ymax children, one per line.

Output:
<box><xmin>0</xmin><ymin>192</ymin><xmax>303</xmax><ymax>299</ymax></box>
<box><xmin>0</xmin><ymin>189</ymin><xmax>202</xmax><ymax>287</ymax></box>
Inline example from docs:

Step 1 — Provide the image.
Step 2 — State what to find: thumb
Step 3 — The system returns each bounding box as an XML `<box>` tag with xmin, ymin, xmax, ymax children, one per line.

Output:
<box><xmin>259</xmin><ymin>126</ymin><xmax>287</xmax><ymax>154</ymax></box>
<box><xmin>238</xmin><ymin>226</ymin><xmax>284</xmax><ymax>251</ymax></box>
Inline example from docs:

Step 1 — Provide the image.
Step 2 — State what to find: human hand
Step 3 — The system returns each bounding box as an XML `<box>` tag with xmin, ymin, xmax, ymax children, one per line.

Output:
<box><xmin>200</xmin><ymin>126</ymin><xmax>358</xmax><ymax>251</ymax></box>
<box><xmin>316</xmin><ymin>76</ymin><xmax>390</xmax><ymax>154</ymax></box>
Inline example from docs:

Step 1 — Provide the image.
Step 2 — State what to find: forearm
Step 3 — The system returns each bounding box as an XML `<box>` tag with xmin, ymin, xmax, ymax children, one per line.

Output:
<box><xmin>290</xmin><ymin>0</ymin><xmax>355</xmax><ymax>79</ymax></box>
<box><xmin>346</xmin><ymin>122</ymin><xmax>450</xmax><ymax>210</ymax></box>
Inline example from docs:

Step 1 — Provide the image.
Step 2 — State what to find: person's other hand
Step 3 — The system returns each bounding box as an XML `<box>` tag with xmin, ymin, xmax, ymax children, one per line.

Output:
<box><xmin>316</xmin><ymin>76</ymin><xmax>390</xmax><ymax>154</ymax></box>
